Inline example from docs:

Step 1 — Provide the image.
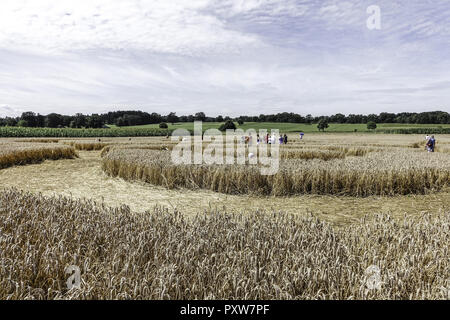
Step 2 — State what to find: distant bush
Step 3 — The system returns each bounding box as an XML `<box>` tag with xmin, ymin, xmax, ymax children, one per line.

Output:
<box><xmin>367</xmin><ymin>121</ymin><xmax>377</xmax><ymax>130</ymax></box>
<box><xmin>219</xmin><ymin>120</ymin><xmax>237</xmax><ymax>131</ymax></box>
<box><xmin>317</xmin><ymin>119</ymin><xmax>329</xmax><ymax>132</ymax></box>
<box><xmin>17</xmin><ymin>120</ymin><xmax>28</xmax><ymax>127</ymax></box>
<box><xmin>159</xmin><ymin>122</ymin><xmax>168</xmax><ymax>129</ymax></box>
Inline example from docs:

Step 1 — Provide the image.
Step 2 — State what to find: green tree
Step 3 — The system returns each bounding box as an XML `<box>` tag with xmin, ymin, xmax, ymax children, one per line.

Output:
<box><xmin>86</xmin><ymin>114</ymin><xmax>104</xmax><ymax>128</ymax></box>
<box><xmin>115</xmin><ymin>117</ymin><xmax>126</xmax><ymax>127</ymax></box>
<box><xmin>159</xmin><ymin>122</ymin><xmax>168</xmax><ymax>129</ymax></box>
<box><xmin>167</xmin><ymin>112</ymin><xmax>178</xmax><ymax>125</ymax></box>
<box><xmin>317</xmin><ymin>118</ymin><xmax>329</xmax><ymax>132</ymax></box>
<box><xmin>219</xmin><ymin>120</ymin><xmax>236</xmax><ymax>131</ymax></box>
<box><xmin>5</xmin><ymin>117</ymin><xmax>18</xmax><ymax>126</ymax></box>
<box><xmin>194</xmin><ymin>112</ymin><xmax>206</xmax><ymax>121</ymax></box>
<box><xmin>20</xmin><ymin>112</ymin><xmax>37</xmax><ymax>127</ymax></box>
<box><xmin>367</xmin><ymin>121</ymin><xmax>377</xmax><ymax>130</ymax></box>
<box><xmin>17</xmin><ymin>119</ymin><xmax>29</xmax><ymax>127</ymax></box>
<box><xmin>73</xmin><ymin>113</ymin><xmax>87</xmax><ymax>128</ymax></box>
<box><xmin>45</xmin><ymin>113</ymin><xmax>63</xmax><ymax>128</ymax></box>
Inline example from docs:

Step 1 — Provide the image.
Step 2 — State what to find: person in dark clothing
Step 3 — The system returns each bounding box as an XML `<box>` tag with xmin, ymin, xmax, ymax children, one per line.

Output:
<box><xmin>283</xmin><ymin>134</ymin><xmax>288</xmax><ymax>144</ymax></box>
<box><xmin>426</xmin><ymin>135</ymin><xmax>436</xmax><ymax>152</ymax></box>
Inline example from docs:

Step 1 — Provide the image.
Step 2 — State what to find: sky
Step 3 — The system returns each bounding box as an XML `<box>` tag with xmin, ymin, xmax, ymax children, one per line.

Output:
<box><xmin>0</xmin><ymin>0</ymin><xmax>449</xmax><ymax>117</ymax></box>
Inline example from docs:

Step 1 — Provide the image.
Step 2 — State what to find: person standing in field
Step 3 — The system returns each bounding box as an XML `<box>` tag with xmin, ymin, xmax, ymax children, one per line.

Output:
<box><xmin>283</xmin><ymin>134</ymin><xmax>288</xmax><ymax>144</ymax></box>
<box><xmin>299</xmin><ymin>132</ymin><xmax>304</xmax><ymax>140</ymax></box>
<box><xmin>426</xmin><ymin>135</ymin><xmax>436</xmax><ymax>152</ymax></box>
<box><xmin>279</xmin><ymin>134</ymin><xmax>283</xmax><ymax>144</ymax></box>
<box><xmin>270</xmin><ymin>133</ymin><xmax>275</xmax><ymax>144</ymax></box>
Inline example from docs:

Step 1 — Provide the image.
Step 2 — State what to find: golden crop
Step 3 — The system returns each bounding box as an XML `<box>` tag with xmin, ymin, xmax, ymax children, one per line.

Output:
<box><xmin>0</xmin><ymin>142</ymin><xmax>78</xmax><ymax>169</ymax></box>
<box><xmin>102</xmin><ymin>145</ymin><xmax>450</xmax><ymax>196</ymax></box>
<box><xmin>14</xmin><ymin>139</ymin><xmax>60</xmax><ymax>143</ymax></box>
<box><xmin>0</xmin><ymin>189</ymin><xmax>448</xmax><ymax>300</ymax></box>
<box><xmin>64</xmin><ymin>141</ymin><xmax>109</xmax><ymax>151</ymax></box>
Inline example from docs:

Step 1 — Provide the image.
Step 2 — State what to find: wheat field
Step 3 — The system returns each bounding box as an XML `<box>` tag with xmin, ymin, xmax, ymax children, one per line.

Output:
<box><xmin>101</xmin><ymin>136</ymin><xmax>450</xmax><ymax>196</ymax></box>
<box><xmin>0</xmin><ymin>142</ymin><xmax>77</xmax><ymax>169</ymax></box>
<box><xmin>0</xmin><ymin>134</ymin><xmax>448</xmax><ymax>300</ymax></box>
<box><xmin>0</xmin><ymin>189</ymin><xmax>448</xmax><ymax>300</ymax></box>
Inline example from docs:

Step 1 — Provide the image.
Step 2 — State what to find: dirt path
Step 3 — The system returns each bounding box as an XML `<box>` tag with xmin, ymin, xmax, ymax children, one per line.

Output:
<box><xmin>0</xmin><ymin>151</ymin><xmax>448</xmax><ymax>225</ymax></box>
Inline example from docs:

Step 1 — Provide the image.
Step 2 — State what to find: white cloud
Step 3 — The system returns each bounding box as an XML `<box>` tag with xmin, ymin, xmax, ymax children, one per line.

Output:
<box><xmin>0</xmin><ymin>0</ymin><xmax>449</xmax><ymax>116</ymax></box>
<box><xmin>213</xmin><ymin>0</ymin><xmax>308</xmax><ymax>18</ymax></box>
<box><xmin>0</xmin><ymin>105</ymin><xmax>21</xmax><ymax>117</ymax></box>
<box><xmin>0</xmin><ymin>0</ymin><xmax>261</xmax><ymax>55</ymax></box>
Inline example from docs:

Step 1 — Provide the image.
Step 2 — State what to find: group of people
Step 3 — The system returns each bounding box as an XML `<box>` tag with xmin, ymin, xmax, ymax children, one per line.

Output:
<box><xmin>241</xmin><ymin>133</ymin><xmax>289</xmax><ymax>145</ymax></box>
<box><xmin>257</xmin><ymin>133</ymin><xmax>288</xmax><ymax>145</ymax></box>
<box><xmin>425</xmin><ymin>135</ymin><xmax>436</xmax><ymax>152</ymax></box>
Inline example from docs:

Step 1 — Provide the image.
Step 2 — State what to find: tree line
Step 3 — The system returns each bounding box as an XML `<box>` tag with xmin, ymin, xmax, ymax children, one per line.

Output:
<box><xmin>235</xmin><ymin>111</ymin><xmax>450</xmax><ymax>124</ymax></box>
<box><xmin>0</xmin><ymin>110</ymin><xmax>449</xmax><ymax>128</ymax></box>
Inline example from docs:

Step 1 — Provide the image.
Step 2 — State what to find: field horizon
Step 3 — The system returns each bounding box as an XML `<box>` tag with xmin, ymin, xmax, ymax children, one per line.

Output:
<box><xmin>110</xmin><ymin>121</ymin><xmax>450</xmax><ymax>133</ymax></box>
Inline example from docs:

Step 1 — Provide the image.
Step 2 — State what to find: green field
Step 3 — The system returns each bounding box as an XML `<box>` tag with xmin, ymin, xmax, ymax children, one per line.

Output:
<box><xmin>113</xmin><ymin>122</ymin><xmax>450</xmax><ymax>133</ymax></box>
<box><xmin>1</xmin><ymin>122</ymin><xmax>449</xmax><ymax>137</ymax></box>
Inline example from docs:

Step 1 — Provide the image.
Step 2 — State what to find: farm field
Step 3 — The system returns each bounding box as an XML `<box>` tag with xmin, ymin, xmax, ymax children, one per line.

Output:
<box><xmin>1</xmin><ymin>122</ymin><xmax>449</xmax><ymax>138</ymax></box>
<box><xmin>0</xmin><ymin>133</ymin><xmax>449</xmax><ymax>299</ymax></box>
<box><xmin>112</xmin><ymin>122</ymin><xmax>450</xmax><ymax>133</ymax></box>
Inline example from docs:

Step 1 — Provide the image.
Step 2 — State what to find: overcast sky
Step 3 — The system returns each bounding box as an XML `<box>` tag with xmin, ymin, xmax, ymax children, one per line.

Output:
<box><xmin>0</xmin><ymin>0</ymin><xmax>449</xmax><ymax>117</ymax></box>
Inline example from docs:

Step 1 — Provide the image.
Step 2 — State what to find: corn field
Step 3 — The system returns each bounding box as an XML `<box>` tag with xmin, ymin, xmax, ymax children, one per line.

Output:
<box><xmin>0</xmin><ymin>127</ymin><xmax>171</xmax><ymax>137</ymax></box>
<box><xmin>0</xmin><ymin>189</ymin><xmax>448</xmax><ymax>300</ymax></box>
